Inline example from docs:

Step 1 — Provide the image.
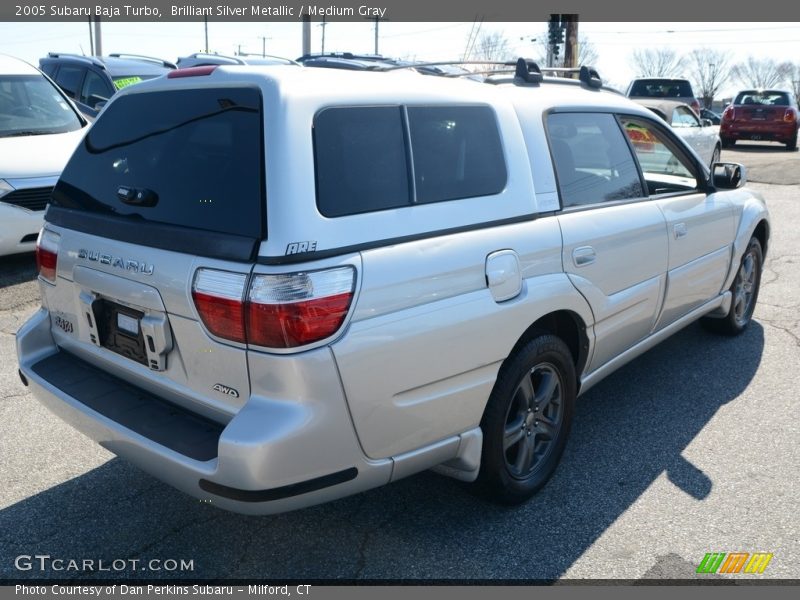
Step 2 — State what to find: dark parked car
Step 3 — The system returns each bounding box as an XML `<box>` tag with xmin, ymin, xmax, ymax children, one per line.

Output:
<box><xmin>720</xmin><ymin>89</ymin><xmax>799</xmax><ymax>150</ymax></box>
<box><xmin>176</xmin><ymin>53</ymin><xmax>297</xmax><ymax>68</ymax></box>
<box><xmin>39</xmin><ymin>53</ymin><xmax>175</xmax><ymax>119</ymax></box>
<box><xmin>700</xmin><ymin>108</ymin><xmax>721</xmax><ymax>125</ymax></box>
<box><xmin>626</xmin><ymin>77</ymin><xmax>701</xmax><ymax>116</ymax></box>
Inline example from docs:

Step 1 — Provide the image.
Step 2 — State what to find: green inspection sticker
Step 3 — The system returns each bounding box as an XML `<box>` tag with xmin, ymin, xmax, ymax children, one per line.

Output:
<box><xmin>113</xmin><ymin>76</ymin><xmax>144</xmax><ymax>90</ymax></box>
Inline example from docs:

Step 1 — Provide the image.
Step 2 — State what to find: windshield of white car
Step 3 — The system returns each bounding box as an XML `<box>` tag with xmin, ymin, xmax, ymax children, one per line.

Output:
<box><xmin>0</xmin><ymin>74</ymin><xmax>83</xmax><ymax>137</ymax></box>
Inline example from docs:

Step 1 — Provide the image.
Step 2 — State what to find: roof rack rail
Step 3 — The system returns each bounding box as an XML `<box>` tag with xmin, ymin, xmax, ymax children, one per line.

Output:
<box><xmin>536</xmin><ymin>65</ymin><xmax>603</xmax><ymax>89</ymax></box>
<box><xmin>383</xmin><ymin>58</ymin><xmax>603</xmax><ymax>89</ymax></box>
<box><xmin>46</xmin><ymin>52</ymin><xmax>105</xmax><ymax>68</ymax></box>
<box><xmin>107</xmin><ymin>53</ymin><xmax>177</xmax><ymax>69</ymax></box>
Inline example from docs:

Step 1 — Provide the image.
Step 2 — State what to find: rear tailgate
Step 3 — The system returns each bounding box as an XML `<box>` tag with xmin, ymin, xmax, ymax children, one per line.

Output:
<box><xmin>39</xmin><ymin>84</ymin><xmax>265</xmax><ymax>420</ymax></box>
<box><xmin>740</xmin><ymin>105</ymin><xmax>784</xmax><ymax>122</ymax></box>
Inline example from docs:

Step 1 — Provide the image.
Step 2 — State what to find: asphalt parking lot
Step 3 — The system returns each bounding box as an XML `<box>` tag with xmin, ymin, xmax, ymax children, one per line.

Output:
<box><xmin>1</xmin><ymin>142</ymin><xmax>798</xmax><ymax>582</ymax></box>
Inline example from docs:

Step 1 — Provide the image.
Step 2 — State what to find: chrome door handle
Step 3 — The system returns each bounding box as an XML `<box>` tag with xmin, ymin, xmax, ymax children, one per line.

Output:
<box><xmin>572</xmin><ymin>246</ymin><xmax>596</xmax><ymax>267</ymax></box>
<box><xmin>674</xmin><ymin>223</ymin><xmax>688</xmax><ymax>239</ymax></box>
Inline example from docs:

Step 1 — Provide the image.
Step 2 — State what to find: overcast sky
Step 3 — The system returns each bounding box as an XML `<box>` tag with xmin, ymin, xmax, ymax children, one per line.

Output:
<box><xmin>1</xmin><ymin>21</ymin><xmax>799</xmax><ymax>96</ymax></box>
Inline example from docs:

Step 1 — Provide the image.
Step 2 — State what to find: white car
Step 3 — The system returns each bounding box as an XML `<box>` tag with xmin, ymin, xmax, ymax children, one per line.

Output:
<box><xmin>636</xmin><ymin>99</ymin><xmax>722</xmax><ymax>169</ymax></box>
<box><xmin>0</xmin><ymin>54</ymin><xmax>87</xmax><ymax>256</ymax></box>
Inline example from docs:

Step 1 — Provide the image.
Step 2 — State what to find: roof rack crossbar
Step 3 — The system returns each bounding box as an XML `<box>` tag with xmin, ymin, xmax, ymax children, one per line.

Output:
<box><xmin>381</xmin><ymin>58</ymin><xmax>602</xmax><ymax>89</ymax></box>
<box><xmin>535</xmin><ymin>65</ymin><xmax>603</xmax><ymax>88</ymax></box>
<box><xmin>514</xmin><ymin>58</ymin><xmax>543</xmax><ymax>84</ymax></box>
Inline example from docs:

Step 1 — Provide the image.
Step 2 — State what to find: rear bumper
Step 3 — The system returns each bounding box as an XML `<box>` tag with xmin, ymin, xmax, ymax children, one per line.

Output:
<box><xmin>720</xmin><ymin>121</ymin><xmax>798</xmax><ymax>142</ymax></box>
<box><xmin>16</xmin><ymin>308</ymin><xmax>393</xmax><ymax>514</ymax></box>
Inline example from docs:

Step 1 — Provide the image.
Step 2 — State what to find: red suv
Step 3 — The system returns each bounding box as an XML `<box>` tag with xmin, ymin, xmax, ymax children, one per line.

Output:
<box><xmin>720</xmin><ymin>90</ymin><xmax>799</xmax><ymax>150</ymax></box>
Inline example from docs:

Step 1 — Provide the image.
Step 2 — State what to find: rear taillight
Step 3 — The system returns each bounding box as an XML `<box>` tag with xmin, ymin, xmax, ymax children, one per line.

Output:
<box><xmin>35</xmin><ymin>229</ymin><xmax>59</xmax><ymax>284</ymax></box>
<box><xmin>691</xmin><ymin>100</ymin><xmax>701</xmax><ymax>116</ymax></box>
<box><xmin>192</xmin><ymin>269</ymin><xmax>247</xmax><ymax>344</ymax></box>
<box><xmin>192</xmin><ymin>266</ymin><xmax>355</xmax><ymax>350</ymax></box>
<box><xmin>722</xmin><ymin>106</ymin><xmax>735</xmax><ymax>122</ymax></box>
<box><xmin>784</xmin><ymin>108</ymin><xmax>797</xmax><ymax>123</ymax></box>
<box><xmin>247</xmin><ymin>268</ymin><xmax>355</xmax><ymax>348</ymax></box>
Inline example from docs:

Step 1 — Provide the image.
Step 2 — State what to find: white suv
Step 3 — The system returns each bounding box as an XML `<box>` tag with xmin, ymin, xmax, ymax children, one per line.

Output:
<box><xmin>17</xmin><ymin>60</ymin><xmax>769</xmax><ymax>514</ymax></box>
<box><xmin>0</xmin><ymin>54</ymin><xmax>87</xmax><ymax>256</ymax></box>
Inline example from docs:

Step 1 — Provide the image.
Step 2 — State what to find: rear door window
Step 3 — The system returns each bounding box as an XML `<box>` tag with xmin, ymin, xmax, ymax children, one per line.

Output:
<box><xmin>52</xmin><ymin>86</ymin><xmax>265</xmax><ymax>238</ymax></box>
<box><xmin>54</xmin><ymin>65</ymin><xmax>85</xmax><ymax>99</ymax></box>
<box><xmin>314</xmin><ymin>106</ymin><xmax>410</xmax><ymax>217</ymax></box>
<box><xmin>407</xmin><ymin>106</ymin><xmax>506</xmax><ymax>203</ymax></box>
<box><xmin>314</xmin><ymin>104</ymin><xmax>507</xmax><ymax>217</ymax></box>
<box><xmin>80</xmin><ymin>70</ymin><xmax>113</xmax><ymax>110</ymax></box>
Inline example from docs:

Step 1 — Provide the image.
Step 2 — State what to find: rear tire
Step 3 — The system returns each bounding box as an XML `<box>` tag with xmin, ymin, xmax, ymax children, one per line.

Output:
<box><xmin>475</xmin><ymin>334</ymin><xmax>576</xmax><ymax>505</ymax></box>
<box><xmin>702</xmin><ymin>236</ymin><xmax>762</xmax><ymax>336</ymax></box>
<box><xmin>721</xmin><ymin>137</ymin><xmax>734</xmax><ymax>148</ymax></box>
<box><xmin>786</xmin><ymin>135</ymin><xmax>797</xmax><ymax>151</ymax></box>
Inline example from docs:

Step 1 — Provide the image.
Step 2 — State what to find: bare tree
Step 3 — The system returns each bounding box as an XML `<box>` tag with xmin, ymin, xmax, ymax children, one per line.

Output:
<box><xmin>689</xmin><ymin>48</ymin><xmax>732</xmax><ymax>108</ymax></box>
<box><xmin>731</xmin><ymin>57</ymin><xmax>792</xmax><ymax>89</ymax></box>
<box><xmin>470</xmin><ymin>31</ymin><xmax>513</xmax><ymax>67</ymax></box>
<box><xmin>629</xmin><ymin>49</ymin><xmax>682</xmax><ymax>77</ymax></box>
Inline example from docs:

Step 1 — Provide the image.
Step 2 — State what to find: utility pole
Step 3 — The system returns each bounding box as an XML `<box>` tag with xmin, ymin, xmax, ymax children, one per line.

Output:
<box><xmin>563</xmin><ymin>15</ymin><xmax>578</xmax><ymax>69</ymax></box>
<box><xmin>363</xmin><ymin>15</ymin><xmax>386</xmax><ymax>55</ymax></box>
<box><xmin>302</xmin><ymin>15</ymin><xmax>310</xmax><ymax>56</ymax></box>
<box><xmin>204</xmin><ymin>16</ymin><xmax>208</xmax><ymax>53</ymax></box>
<box><xmin>87</xmin><ymin>16</ymin><xmax>94</xmax><ymax>55</ymax></box>
<box><xmin>260</xmin><ymin>35</ymin><xmax>272</xmax><ymax>57</ymax></box>
<box><xmin>319</xmin><ymin>16</ymin><xmax>327</xmax><ymax>54</ymax></box>
<box><xmin>93</xmin><ymin>17</ymin><xmax>102</xmax><ymax>56</ymax></box>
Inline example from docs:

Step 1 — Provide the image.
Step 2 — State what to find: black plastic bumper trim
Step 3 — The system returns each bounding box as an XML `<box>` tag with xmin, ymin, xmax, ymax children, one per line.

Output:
<box><xmin>199</xmin><ymin>467</ymin><xmax>359</xmax><ymax>502</ymax></box>
<box><xmin>31</xmin><ymin>351</ymin><xmax>224</xmax><ymax>462</ymax></box>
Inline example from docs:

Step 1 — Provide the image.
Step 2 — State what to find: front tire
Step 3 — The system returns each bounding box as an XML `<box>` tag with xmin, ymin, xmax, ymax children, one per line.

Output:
<box><xmin>709</xmin><ymin>144</ymin><xmax>721</xmax><ymax>169</ymax></box>
<box><xmin>703</xmin><ymin>236</ymin><xmax>763</xmax><ymax>335</ymax></box>
<box><xmin>475</xmin><ymin>335</ymin><xmax>576</xmax><ymax>505</ymax></box>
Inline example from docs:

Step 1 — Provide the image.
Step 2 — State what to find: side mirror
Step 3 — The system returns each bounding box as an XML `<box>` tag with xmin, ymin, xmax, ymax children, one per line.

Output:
<box><xmin>712</xmin><ymin>162</ymin><xmax>746</xmax><ymax>190</ymax></box>
<box><xmin>701</xmin><ymin>118</ymin><xmax>713</xmax><ymax>127</ymax></box>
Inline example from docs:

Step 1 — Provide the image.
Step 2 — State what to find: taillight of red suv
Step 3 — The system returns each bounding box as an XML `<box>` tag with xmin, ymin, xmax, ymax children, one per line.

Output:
<box><xmin>691</xmin><ymin>99</ymin><xmax>701</xmax><ymax>116</ymax></box>
<box><xmin>192</xmin><ymin>266</ymin><xmax>356</xmax><ymax>350</ymax></box>
<box><xmin>784</xmin><ymin>108</ymin><xmax>797</xmax><ymax>123</ymax></box>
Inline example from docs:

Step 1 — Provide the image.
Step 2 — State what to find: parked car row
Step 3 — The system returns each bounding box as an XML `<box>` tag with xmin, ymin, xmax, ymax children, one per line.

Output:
<box><xmin>625</xmin><ymin>75</ymin><xmax>799</xmax><ymax>151</ymax></box>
